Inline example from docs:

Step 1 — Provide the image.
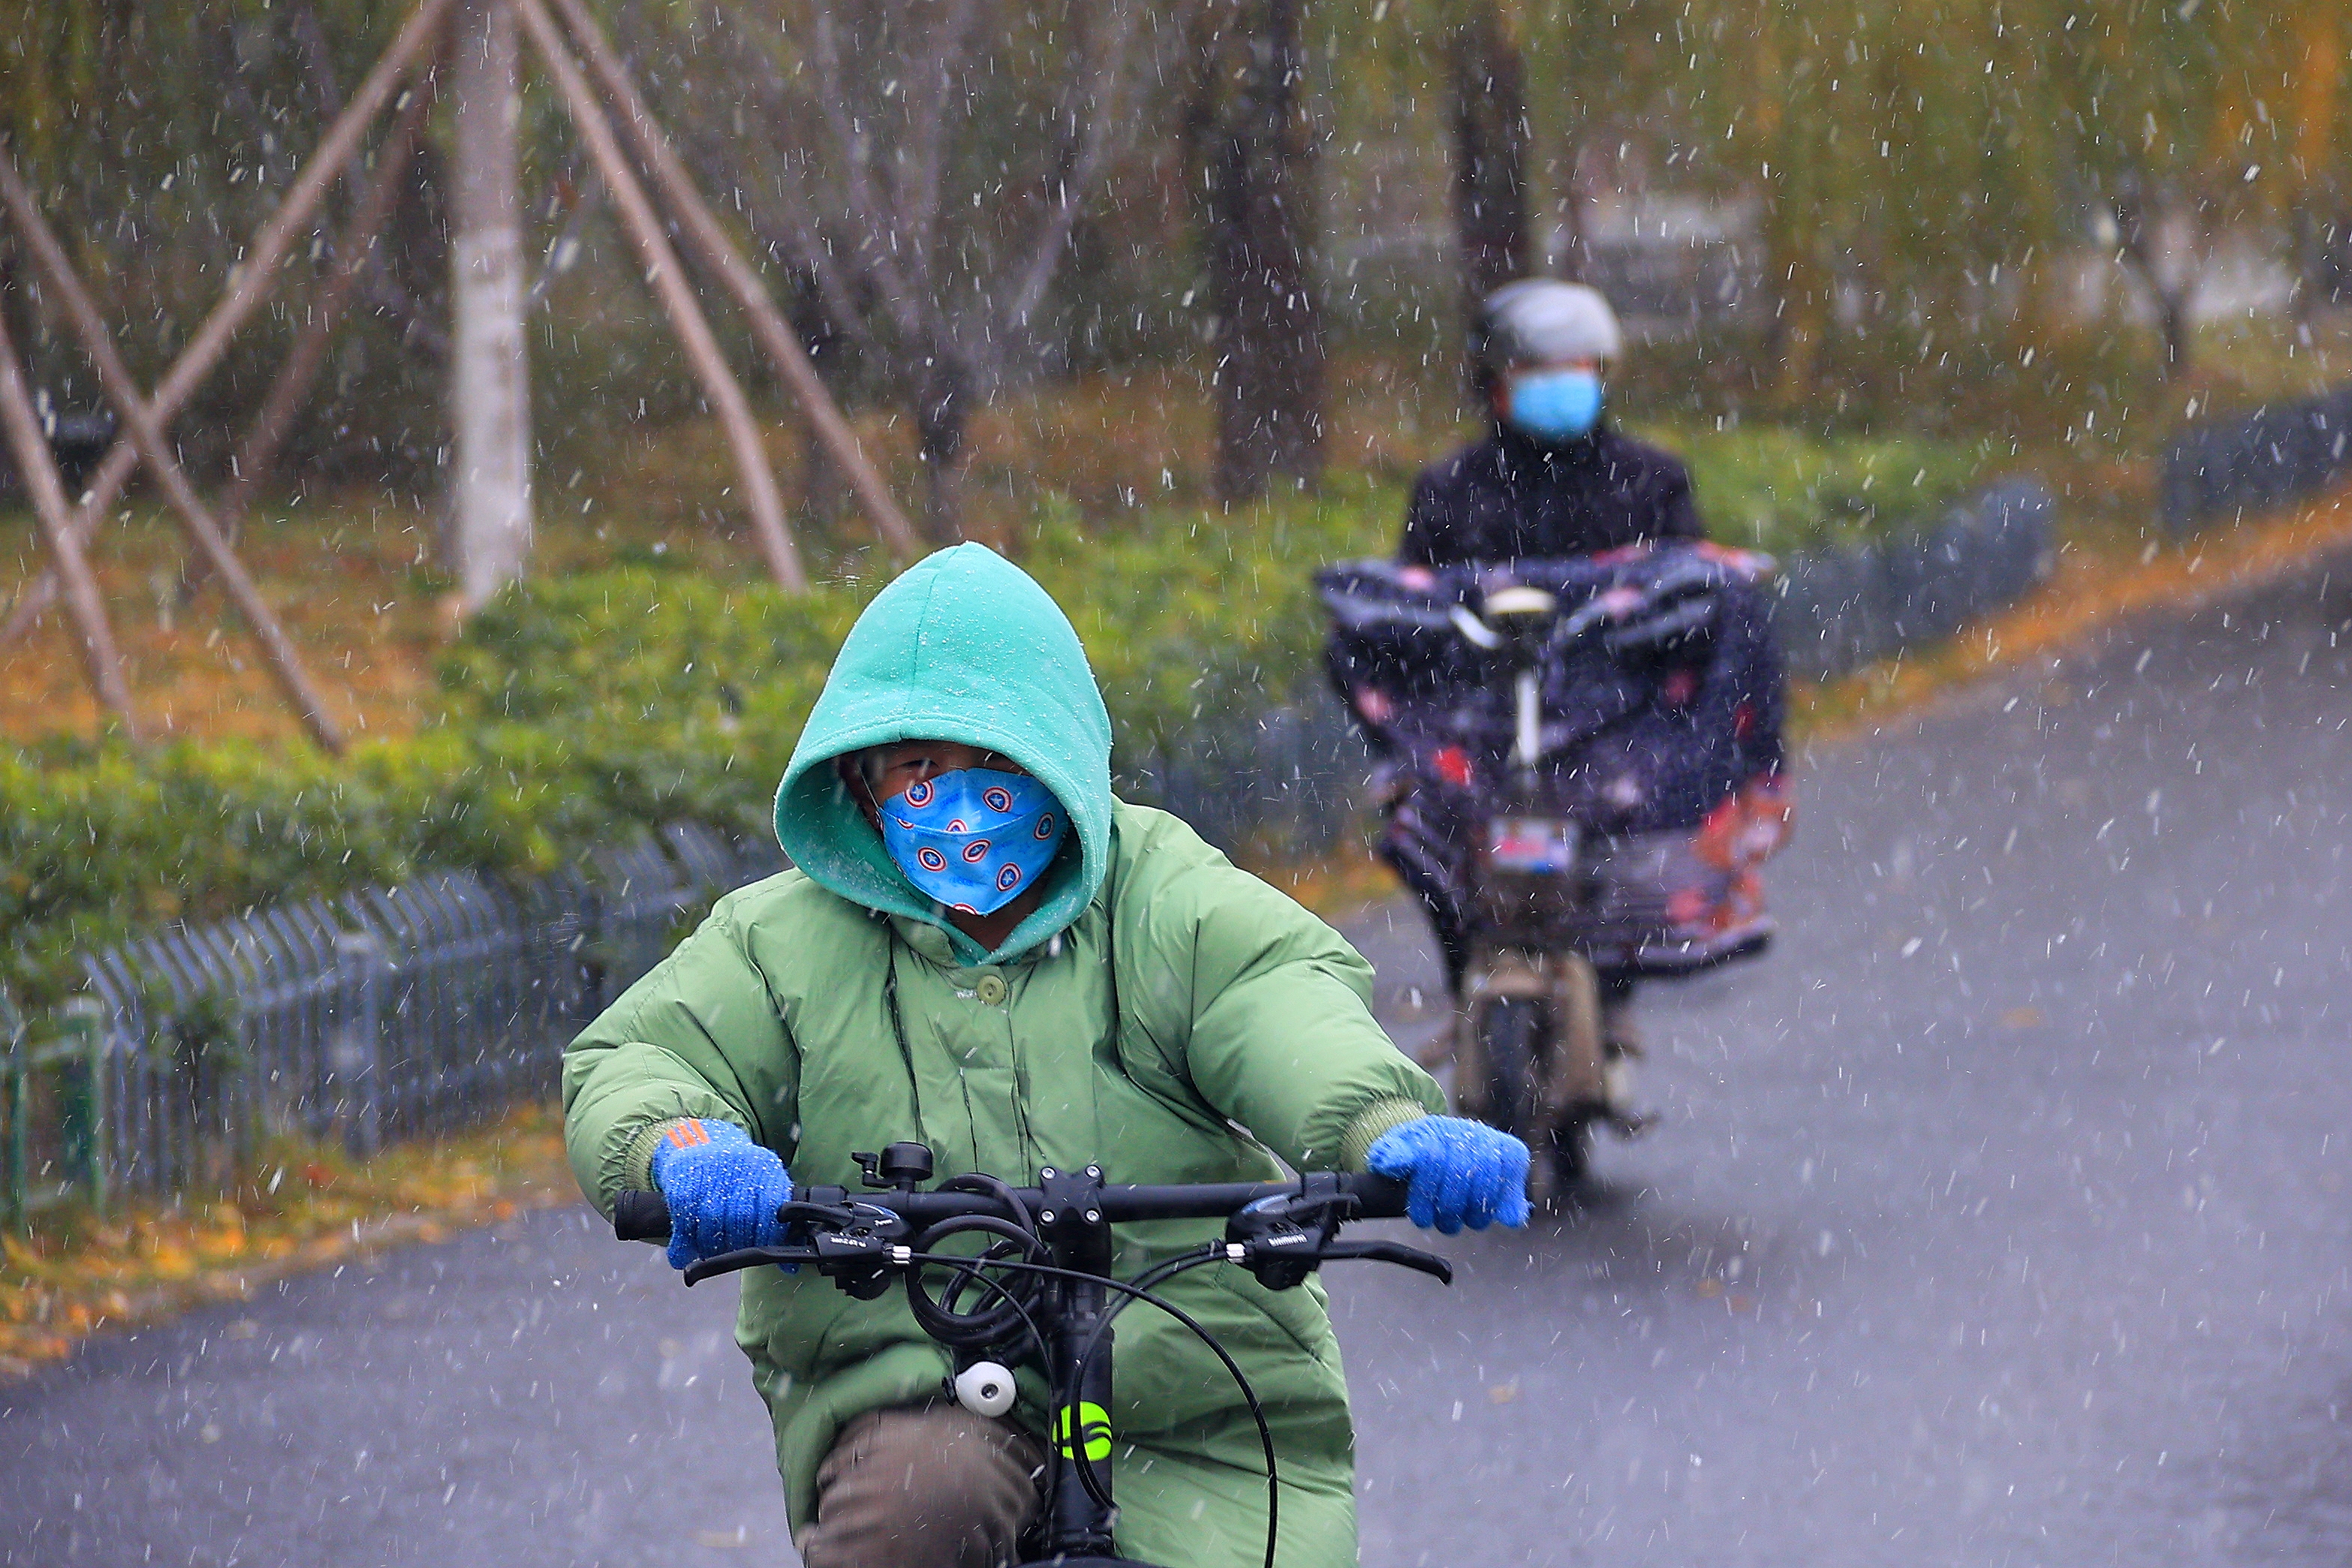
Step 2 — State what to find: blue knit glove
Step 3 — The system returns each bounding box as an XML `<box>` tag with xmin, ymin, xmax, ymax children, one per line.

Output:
<box><xmin>648</xmin><ymin>1119</ymin><xmax>791</xmax><ymax>1271</ymax></box>
<box><xmin>1365</xmin><ymin>1116</ymin><xmax>1532</xmax><ymax>1234</ymax></box>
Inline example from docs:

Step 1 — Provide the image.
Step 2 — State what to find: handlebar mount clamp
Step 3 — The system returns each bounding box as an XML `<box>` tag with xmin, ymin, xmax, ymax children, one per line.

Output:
<box><xmin>1037</xmin><ymin>1164</ymin><xmax>1113</xmax><ymax>1277</ymax></box>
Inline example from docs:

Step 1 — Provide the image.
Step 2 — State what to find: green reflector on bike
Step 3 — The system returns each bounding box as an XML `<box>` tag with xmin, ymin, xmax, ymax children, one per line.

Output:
<box><xmin>1056</xmin><ymin>1401</ymin><xmax>1113</xmax><ymax>1462</ymax></box>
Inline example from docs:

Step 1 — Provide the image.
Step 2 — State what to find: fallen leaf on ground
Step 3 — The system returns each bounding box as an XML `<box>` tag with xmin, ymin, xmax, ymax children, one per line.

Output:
<box><xmin>0</xmin><ymin>1104</ymin><xmax>576</xmax><ymax>1378</ymax></box>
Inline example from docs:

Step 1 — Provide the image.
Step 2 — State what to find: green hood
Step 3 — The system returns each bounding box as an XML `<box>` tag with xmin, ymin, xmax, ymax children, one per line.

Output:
<box><xmin>773</xmin><ymin>544</ymin><xmax>1113</xmax><ymax>964</ymax></box>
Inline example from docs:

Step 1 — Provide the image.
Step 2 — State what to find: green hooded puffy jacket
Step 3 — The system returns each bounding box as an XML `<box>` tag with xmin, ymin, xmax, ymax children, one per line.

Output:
<box><xmin>562</xmin><ymin>544</ymin><xmax>1443</xmax><ymax>1567</ymax></box>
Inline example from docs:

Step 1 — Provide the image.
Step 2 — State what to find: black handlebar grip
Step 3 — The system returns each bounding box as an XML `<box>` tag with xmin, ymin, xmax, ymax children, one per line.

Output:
<box><xmin>1343</xmin><ymin>1172</ymin><xmax>1413</xmax><ymax>1221</ymax></box>
<box><xmin>613</xmin><ymin>1188</ymin><xmax>672</xmax><ymax>1242</ymax></box>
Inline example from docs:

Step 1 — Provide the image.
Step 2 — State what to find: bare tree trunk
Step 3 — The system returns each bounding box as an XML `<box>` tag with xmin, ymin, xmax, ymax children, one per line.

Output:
<box><xmin>1549</xmin><ymin>138</ymin><xmax>1592</xmax><ymax>285</ymax></box>
<box><xmin>448</xmin><ymin>0</ymin><xmax>533</xmax><ymax>607</ymax></box>
<box><xmin>1195</xmin><ymin>0</ymin><xmax>1325</xmax><ymax>505</ymax></box>
<box><xmin>1769</xmin><ymin>227</ymin><xmax>1829</xmax><ymax>405</ymax></box>
<box><xmin>1759</xmin><ymin>95</ymin><xmax>1828</xmax><ymax>407</ymax></box>
<box><xmin>2112</xmin><ymin>173</ymin><xmax>2190</xmax><ymax>382</ymax></box>
<box><xmin>0</xmin><ymin>269</ymin><xmax>140</xmax><ymax>736</ymax></box>
<box><xmin>1448</xmin><ymin>4</ymin><xmax>1529</xmax><ymax>317</ymax></box>
<box><xmin>788</xmin><ymin>267</ymin><xmax>851</xmax><ymax>529</ymax></box>
<box><xmin>914</xmin><ymin>355</ymin><xmax>970</xmax><ymax>544</ymax></box>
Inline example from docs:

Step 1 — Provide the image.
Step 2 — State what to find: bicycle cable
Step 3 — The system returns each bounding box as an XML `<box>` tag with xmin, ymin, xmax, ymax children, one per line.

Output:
<box><xmin>905</xmin><ymin>1213</ymin><xmax>1052</xmax><ymax>1350</ymax></box>
<box><xmin>1067</xmin><ymin>1247</ymin><xmax>1283</xmax><ymax>1568</ymax></box>
<box><xmin>911</xmin><ymin>1173</ymin><xmax>1048</xmax><ymax>1351</ymax></box>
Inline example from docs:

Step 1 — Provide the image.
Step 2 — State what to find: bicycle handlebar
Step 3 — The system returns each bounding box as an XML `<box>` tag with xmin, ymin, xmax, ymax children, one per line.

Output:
<box><xmin>612</xmin><ymin>1172</ymin><xmax>1412</xmax><ymax>1244</ymax></box>
<box><xmin>613</xmin><ymin>1156</ymin><xmax>1446</xmax><ymax>1567</ymax></box>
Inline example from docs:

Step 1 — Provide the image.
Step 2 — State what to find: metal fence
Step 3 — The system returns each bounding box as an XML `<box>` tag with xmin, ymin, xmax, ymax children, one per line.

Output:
<box><xmin>2162</xmin><ymin>382</ymin><xmax>2352</xmax><ymax>536</ymax></box>
<box><xmin>0</xmin><ymin>823</ymin><xmax>785</xmax><ymax>1224</ymax></box>
<box><xmin>1769</xmin><ymin>478</ymin><xmax>2055</xmax><ymax>681</ymax></box>
<box><xmin>1125</xmin><ymin>701</ymin><xmax>1368</xmax><ymax>864</ymax></box>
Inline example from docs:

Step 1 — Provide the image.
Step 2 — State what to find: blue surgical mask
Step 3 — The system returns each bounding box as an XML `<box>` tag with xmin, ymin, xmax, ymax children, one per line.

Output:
<box><xmin>1505</xmin><ymin>368</ymin><xmax>1604</xmax><ymax>443</ymax></box>
<box><xmin>878</xmin><ymin>768</ymin><xmax>1068</xmax><ymax>916</ymax></box>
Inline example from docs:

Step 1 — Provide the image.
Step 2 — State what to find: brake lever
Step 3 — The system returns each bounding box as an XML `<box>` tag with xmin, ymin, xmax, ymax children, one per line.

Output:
<box><xmin>1314</xmin><ymin>1240</ymin><xmax>1454</xmax><ymax>1286</ymax></box>
<box><xmin>681</xmin><ymin>1245</ymin><xmax>820</xmax><ymax>1286</ymax></box>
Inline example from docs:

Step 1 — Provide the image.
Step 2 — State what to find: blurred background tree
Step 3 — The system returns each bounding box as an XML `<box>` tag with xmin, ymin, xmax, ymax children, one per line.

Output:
<box><xmin>627</xmin><ymin>0</ymin><xmax>1149</xmax><ymax>543</ymax></box>
<box><xmin>2</xmin><ymin>0</ymin><xmax>2348</xmax><ymax>557</ymax></box>
<box><xmin>1446</xmin><ymin>2</ymin><xmax>1529</xmax><ymax>329</ymax></box>
<box><xmin>0</xmin><ymin>0</ymin><xmax>450</xmax><ymax>493</ymax></box>
<box><xmin>1191</xmin><ymin>0</ymin><xmax>1328</xmax><ymax>502</ymax></box>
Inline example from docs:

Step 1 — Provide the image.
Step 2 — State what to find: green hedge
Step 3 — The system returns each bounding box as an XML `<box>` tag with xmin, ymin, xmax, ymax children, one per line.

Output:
<box><xmin>0</xmin><ymin>729</ymin><xmax>621</xmax><ymax>1005</ymax></box>
<box><xmin>437</xmin><ymin>477</ymin><xmax>1402</xmax><ymax>783</ymax></box>
<box><xmin>1</xmin><ymin>483</ymin><xmax>1400</xmax><ymax>1006</ymax></box>
<box><xmin>2</xmin><ymin>427</ymin><xmax>1994</xmax><ymax>1006</ymax></box>
<box><xmin>1650</xmin><ymin>424</ymin><xmax>1995</xmax><ymax>554</ymax></box>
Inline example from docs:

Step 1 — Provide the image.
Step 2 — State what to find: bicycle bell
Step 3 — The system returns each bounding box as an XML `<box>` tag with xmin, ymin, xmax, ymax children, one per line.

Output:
<box><xmin>954</xmin><ymin>1360</ymin><xmax>1019</xmax><ymax>1418</ymax></box>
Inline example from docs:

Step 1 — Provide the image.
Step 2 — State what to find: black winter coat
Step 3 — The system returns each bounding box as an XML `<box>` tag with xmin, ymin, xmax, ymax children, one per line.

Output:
<box><xmin>1398</xmin><ymin>423</ymin><xmax>1703</xmax><ymax>568</ymax></box>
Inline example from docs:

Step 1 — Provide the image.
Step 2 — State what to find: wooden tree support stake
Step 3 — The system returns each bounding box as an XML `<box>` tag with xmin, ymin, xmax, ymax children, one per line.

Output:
<box><xmin>511</xmin><ymin>0</ymin><xmax>805</xmax><ymax>592</ymax></box>
<box><xmin>0</xmin><ymin>297</ymin><xmax>140</xmax><ymax>736</ymax></box>
<box><xmin>0</xmin><ymin>159</ymin><xmax>347</xmax><ymax>754</ymax></box>
<box><xmin>544</xmin><ymin>0</ymin><xmax>923</xmax><ymax>562</ymax></box>
<box><xmin>0</xmin><ymin>0</ymin><xmax>458</xmax><ymax>646</ymax></box>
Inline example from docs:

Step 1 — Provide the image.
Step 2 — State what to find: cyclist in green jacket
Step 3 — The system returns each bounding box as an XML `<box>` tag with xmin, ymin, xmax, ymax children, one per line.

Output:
<box><xmin>564</xmin><ymin>543</ymin><xmax>1528</xmax><ymax>1568</ymax></box>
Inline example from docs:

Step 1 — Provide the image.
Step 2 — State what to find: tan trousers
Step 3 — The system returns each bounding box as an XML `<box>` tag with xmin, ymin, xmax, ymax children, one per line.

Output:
<box><xmin>797</xmin><ymin>1404</ymin><xmax>1046</xmax><ymax>1568</ymax></box>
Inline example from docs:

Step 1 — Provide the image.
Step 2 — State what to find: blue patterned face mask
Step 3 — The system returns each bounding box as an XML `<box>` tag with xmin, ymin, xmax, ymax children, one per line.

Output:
<box><xmin>878</xmin><ymin>768</ymin><xmax>1068</xmax><ymax>915</ymax></box>
<box><xmin>1504</xmin><ymin>368</ymin><xmax>1604</xmax><ymax>442</ymax></box>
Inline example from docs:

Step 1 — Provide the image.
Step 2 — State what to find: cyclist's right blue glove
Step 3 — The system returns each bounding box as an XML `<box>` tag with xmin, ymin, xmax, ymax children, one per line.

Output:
<box><xmin>1365</xmin><ymin>1115</ymin><xmax>1532</xmax><ymax>1234</ymax></box>
<box><xmin>648</xmin><ymin>1118</ymin><xmax>791</xmax><ymax>1271</ymax></box>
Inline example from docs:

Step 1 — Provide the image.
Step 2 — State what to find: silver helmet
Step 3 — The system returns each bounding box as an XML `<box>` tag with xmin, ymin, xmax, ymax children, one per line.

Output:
<box><xmin>1470</xmin><ymin>279</ymin><xmax>1623</xmax><ymax>383</ymax></box>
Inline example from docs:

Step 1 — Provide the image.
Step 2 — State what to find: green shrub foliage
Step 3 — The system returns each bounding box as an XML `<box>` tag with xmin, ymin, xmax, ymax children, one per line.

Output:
<box><xmin>0</xmin><ymin>731</ymin><xmax>615</xmax><ymax>1005</ymax></box>
<box><xmin>1637</xmin><ymin>424</ymin><xmax>1997</xmax><ymax>554</ymax></box>
<box><xmin>4</xmin><ymin>432</ymin><xmax>1987</xmax><ymax>1004</ymax></box>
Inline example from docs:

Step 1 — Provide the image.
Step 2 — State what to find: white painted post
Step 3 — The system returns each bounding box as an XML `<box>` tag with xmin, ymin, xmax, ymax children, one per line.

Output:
<box><xmin>448</xmin><ymin>0</ymin><xmax>533</xmax><ymax>608</ymax></box>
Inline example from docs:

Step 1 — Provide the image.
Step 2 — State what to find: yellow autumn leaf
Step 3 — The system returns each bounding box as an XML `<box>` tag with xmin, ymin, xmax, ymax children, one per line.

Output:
<box><xmin>194</xmin><ymin>1230</ymin><xmax>248</xmax><ymax>1262</ymax></box>
<box><xmin>1</xmin><ymin>1106</ymin><xmax>572</xmax><ymax>1379</ymax></box>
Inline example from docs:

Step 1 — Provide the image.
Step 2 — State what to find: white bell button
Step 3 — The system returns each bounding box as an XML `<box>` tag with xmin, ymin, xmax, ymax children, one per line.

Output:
<box><xmin>954</xmin><ymin>1361</ymin><xmax>1018</xmax><ymax>1418</ymax></box>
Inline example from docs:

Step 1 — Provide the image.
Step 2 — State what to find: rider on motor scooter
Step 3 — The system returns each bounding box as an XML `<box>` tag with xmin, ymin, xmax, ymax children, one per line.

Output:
<box><xmin>1394</xmin><ymin>279</ymin><xmax>1705</xmax><ymax>1056</ymax></box>
<box><xmin>1401</xmin><ymin>280</ymin><xmax>1701</xmax><ymax>568</ymax></box>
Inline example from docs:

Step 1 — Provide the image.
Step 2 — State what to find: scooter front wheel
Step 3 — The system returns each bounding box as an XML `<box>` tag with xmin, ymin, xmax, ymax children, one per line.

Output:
<box><xmin>1476</xmin><ymin>994</ymin><xmax>1546</xmax><ymax>1145</ymax></box>
<box><xmin>1549</xmin><ymin>1113</ymin><xmax>1593</xmax><ymax>1187</ymax></box>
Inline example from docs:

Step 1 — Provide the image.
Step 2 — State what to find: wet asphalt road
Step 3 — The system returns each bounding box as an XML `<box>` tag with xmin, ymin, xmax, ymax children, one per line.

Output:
<box><xmin>1340</xmin><ymin>553</ymin><xmax>2352</xmax><ymax>1565</ymax></box>
<box><xmin>7</xmin><ymin>556</ymin><xmax>2352</xmax><ymax>1566</ymax></box>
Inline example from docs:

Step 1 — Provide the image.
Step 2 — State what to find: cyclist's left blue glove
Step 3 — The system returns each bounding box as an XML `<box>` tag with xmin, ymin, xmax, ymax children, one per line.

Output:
<box><xmin>648</xmin><ymin>1118</ymin><xmax>791</xmax><ymax>1271</ymax></box>
<box><xmin>1366</xmin><ymin>1115</ymin><xmax>1532</xmax><ymax>1234</ymax></box>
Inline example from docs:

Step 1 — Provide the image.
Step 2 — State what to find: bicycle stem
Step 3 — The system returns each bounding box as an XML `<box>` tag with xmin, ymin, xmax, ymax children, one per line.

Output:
<box><xmin>1513</xmin><ymin>666</ymin><xmax>1542</xmax><ymax>773</ymax></box>
<box><xmin>1045</xmin><ymin>1269</ymin><xmax>1119</xmax><ymax>1555</ymax></box>
<box><xmin>1038</xmin><ymin>1162</ymin><xmax>1120</xmax><ymax>1556</ymax></box>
